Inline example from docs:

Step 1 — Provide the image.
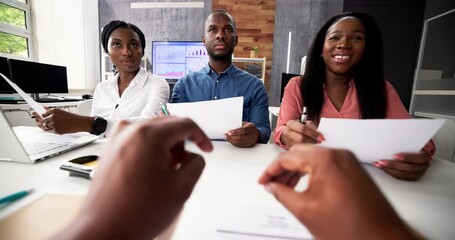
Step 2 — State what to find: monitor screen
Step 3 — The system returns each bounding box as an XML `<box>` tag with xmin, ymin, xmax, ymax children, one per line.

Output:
<box><xmin>9</xmin><ymin>59</ymin><xmax>68</xmax><ymax>94</ymax></box>
<box><xmin>152</xmin><ymin>41</ymin><xmax>209</xmax><ymax>80</ymax></box>
<box><xmin>0</xmin><ymin>56</ymin><xmax>13</xmax><ymax>93</ymax></box>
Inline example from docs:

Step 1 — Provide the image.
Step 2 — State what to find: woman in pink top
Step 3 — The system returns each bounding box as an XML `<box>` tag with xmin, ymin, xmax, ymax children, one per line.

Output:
<box><xmin>275</xmin><ymin>12</ymin><xmax>435</xmax><ymax>181</ymax></box>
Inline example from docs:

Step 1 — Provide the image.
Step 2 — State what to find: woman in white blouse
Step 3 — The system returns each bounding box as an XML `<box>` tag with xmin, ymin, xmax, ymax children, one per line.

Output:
<box><xmin>34</xmin><ymin>20</ymin><xmax>169</xmax><ymax>136</ymax></box>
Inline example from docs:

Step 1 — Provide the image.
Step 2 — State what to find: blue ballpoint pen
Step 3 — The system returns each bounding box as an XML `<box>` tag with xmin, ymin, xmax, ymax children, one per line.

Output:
<box><xmin>0</xmin><ymin>188</ymin><xmax>34</xmax><ymax>205</ymax></box>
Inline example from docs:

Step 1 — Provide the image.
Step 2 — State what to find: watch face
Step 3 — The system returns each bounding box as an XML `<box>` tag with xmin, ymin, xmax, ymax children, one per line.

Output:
<box><xmin>96</xmin><ymin>118</ymin><xmax>107</xmax><ymax>131</ymax></box>
<box><xmin>92</xmin><ymin>117</ymin><xmax>107</xmax><ymax>135</ymax></box>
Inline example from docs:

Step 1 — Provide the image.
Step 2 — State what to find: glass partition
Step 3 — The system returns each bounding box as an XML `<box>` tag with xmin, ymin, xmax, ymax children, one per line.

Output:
<box><xmin>410</xmin><ymin>9</ymin><xmax>455</xmax><ymax>119</ymax></box>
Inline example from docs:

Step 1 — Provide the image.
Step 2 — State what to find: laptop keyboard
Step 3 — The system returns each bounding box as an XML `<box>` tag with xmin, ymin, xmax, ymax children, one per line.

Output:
<box><xmin>22</xmin><ymin>142</ymin><xmax>73</xmax><ymax>156</ymax></box>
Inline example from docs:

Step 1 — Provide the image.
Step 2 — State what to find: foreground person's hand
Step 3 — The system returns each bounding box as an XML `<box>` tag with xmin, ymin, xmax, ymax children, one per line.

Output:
<box><xmin>55</xmin><ymin>117</ymin><xmax>213</xmax><ymax>239</ymax></box>
<box><xmin>259</xmin><ymin>145</ymin><xmax>414</xmax><ymax>239</ymax></box>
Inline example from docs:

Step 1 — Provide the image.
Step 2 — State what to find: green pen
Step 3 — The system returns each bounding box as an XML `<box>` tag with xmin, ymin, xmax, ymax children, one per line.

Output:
<box><xmin>0</xmin><ymin>188</ymin><xmax>34</xmax><ymax>205</ymax></box>
<box><xmin>160</xmin><ymin>102</ymin><xmax>170</xmax><ymax>116</ymax></box>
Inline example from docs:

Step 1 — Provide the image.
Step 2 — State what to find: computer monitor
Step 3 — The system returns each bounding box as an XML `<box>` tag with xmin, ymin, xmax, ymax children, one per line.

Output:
<box><xmin>152</xmin><ymin>41</ymin><xmax>209</xmax><ymax>80</ymax></box>
<box><xmin>8</xmin><ymin>59</ymin><xmax>68</xmax><ymax>98</ymax></box>
<box><xmin>0</xmin><ymin>56</ymin><xmax>13</xmax><ymax>93</ymax></box>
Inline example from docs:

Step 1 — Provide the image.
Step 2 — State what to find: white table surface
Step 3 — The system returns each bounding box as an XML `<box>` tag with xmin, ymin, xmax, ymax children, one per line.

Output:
<box><xmin>0</xmin><ymin>139</ymin><xmax>105</xmax><ymax>197</ymax></box>
<box><xmin>1</xmin><ymin>140</ymin><xmax>455</xmax><ymax>239</ymax></box>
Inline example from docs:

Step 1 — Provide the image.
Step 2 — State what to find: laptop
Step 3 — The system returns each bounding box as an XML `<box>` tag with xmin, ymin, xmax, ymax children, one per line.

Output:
<box><xmin>0</xmin><ymin>110</ymin><xmax>98</xmax><ymax>163</ymax></box>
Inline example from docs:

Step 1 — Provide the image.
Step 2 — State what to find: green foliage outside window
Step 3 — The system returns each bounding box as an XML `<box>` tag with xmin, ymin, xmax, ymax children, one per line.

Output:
<box><xmin>0</xmin><ymin>32</ymin><xmax>28</xmax><ymax>56</ymax></box>
<box><xmin>0</xmin><ymin>3</ymin><xmax>26</xmax><ymax>28</ymax></box>
<box><xmin>0</xmin><ymin>2</ymin><xmax>28</xmax><ymax>57</ymax></box>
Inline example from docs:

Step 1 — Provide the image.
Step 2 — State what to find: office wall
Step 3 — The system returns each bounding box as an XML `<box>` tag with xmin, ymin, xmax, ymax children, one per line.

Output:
<box><xmin>98</xmin><ymin>0</ymin><xmax>212</xmax><ymax>70</ymax></box>
<box><xmin>424</xmin><ymin>0</ymin><xmax>455</xmax><ymax>18</ymax></box>
<box><xmin>343</xmin><ymin>0</ymin><xmax>426</xmax><ymax>109</ymax></box>
<box><xmin>34</xmin><ymin>0</ymin><xmax>99</xmax><ymax>90</ymax></box>
<box><xmin>269</xmin><ymin>0</ymin><xmax>343</xmax><ymax>106</ymax></box>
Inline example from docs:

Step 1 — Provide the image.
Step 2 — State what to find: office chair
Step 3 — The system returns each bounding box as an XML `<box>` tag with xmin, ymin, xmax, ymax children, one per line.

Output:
<box><xmin>76</xmin><ymin>99</ymin><xmax>93</xmax><ymax>116</ymax></box>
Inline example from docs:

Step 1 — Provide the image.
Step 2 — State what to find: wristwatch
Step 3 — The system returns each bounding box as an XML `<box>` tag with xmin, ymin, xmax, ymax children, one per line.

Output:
<box><xmin>90</xmin><ymin>116</ymin><xmax>107</xmax><ymax>135</ymax></box>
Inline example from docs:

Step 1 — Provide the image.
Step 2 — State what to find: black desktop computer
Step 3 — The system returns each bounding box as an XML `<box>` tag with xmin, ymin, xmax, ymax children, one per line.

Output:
<box><xmin>8</xmin><ymin>59</ymin><xmax>76</xmax><ymax>102</ymax></box>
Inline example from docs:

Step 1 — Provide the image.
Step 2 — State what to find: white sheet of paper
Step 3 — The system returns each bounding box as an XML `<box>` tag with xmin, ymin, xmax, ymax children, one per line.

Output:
<box><xmin>0</xmin><ymin>72</ymin><xmax>46</xmax><ymax>117</ymax></box>
<box><xmin>167</xmin><ymin>97</ymin><xmax>243</xmax><ymax>139</ymax></box>
<box><xmin>174</xmin><ymin>202</ymin><xmax>312</xmax><ymax>240</ymax></box>
<box><xmin>318</xmin><ymin>118</ymin><xmax>445</xmax><ymax>163</ymax></box>
<box><xmin>214</xmin><ymin>203</ymin><xmax>312</xmax><ymax>239</ymax></box>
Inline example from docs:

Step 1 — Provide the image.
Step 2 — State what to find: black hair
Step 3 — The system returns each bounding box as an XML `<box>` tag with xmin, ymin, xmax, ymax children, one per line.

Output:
<box><xmin>301</xmin><ymin>12</ymin><xmax>387</xmax><ymax>122</ymax></box>
<box><xmin>100</xmin><ymin>20</ymin><xmax>146</xmax><ymax>57</ymax></box>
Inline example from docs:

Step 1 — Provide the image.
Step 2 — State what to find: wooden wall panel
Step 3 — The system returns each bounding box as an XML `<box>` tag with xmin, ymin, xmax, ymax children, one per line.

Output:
<box><xmin>212</xmin><ymin>0</ymin><xmax>276</xmax><ymax>90</ymax></box>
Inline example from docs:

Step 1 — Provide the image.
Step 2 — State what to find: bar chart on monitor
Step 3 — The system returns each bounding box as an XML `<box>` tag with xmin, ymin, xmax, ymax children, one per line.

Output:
<box><xmin>186</xmin><ymin>45</ymin><xmax>208</xmax><ymax>74</ymax></box>
<box><xmin>152</xmin><ymin>41</ymin><xmax>209</xmax><ymax>80</ymax></box>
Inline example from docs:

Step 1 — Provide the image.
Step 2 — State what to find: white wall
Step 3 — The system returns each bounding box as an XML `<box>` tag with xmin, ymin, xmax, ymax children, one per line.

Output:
<box><xmin>32</xmin><ymin>0</ymin><xmax>100</xmax><ymax>90</ymax></box>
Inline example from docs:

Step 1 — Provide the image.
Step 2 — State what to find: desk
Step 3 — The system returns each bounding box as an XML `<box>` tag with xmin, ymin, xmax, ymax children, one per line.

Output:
<box><xmin>1</xmin><ymin>101</ymin><xmax>81</xmax><ymax>127</ymax></box>
<box><xmin>1</xmin><ymin>141</ymin><xmax>455</xmax><ymax>239</ymax></box>
<box><xmin>1</xmin><ymin>101</ymin><xmax>81</xmax><ymax>112</ymax></box>
<box><xmin>0</xmin><ymin>139</ymin><xmax>104</xmax><ymax>197</ymax></box>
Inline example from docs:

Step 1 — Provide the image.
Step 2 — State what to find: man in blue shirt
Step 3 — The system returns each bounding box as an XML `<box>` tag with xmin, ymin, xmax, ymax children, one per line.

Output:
<box><xmin>171</xmin><ymin>9</ymin><xmax>270</xmax><ymax>148</ymax></box>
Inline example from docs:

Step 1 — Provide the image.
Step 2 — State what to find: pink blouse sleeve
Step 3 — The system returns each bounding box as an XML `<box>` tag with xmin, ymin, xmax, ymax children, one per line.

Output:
<box><xmin>385</xmin><ymin>81</ymin><xmax>436</xmax><ymax>158</ymax></box>
<box><xmin>274</xmin><ymin>76</ymin><xmax>303</xmax><ymax>148</ymax></box>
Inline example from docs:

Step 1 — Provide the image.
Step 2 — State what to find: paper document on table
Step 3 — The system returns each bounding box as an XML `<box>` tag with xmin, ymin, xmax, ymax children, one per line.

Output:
<box><xmin>167</xmin><ymin>97</ymin><xmax>243</xmax><ymax>139</ymax></box>
<box><xmin>318</xmin><ymin>118</ymin><xmax>445</xmax><ymax>163</ymax></box>
<box><xmin>0</xmin><ymin>73</ymin><xmax>46</xmax><ymax>117</ymax></box>
<box><xmin>173</xmin><ymin>202</ymin><xmax>312</xmax><ymax>240</ymax></box>
<box><xmin>215</xmin><ymin>203</ymin><xmax>312</xmax><ymax>239</ymax></box>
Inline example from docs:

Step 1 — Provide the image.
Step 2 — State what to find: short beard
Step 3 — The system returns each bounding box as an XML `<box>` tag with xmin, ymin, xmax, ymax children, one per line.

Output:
<box><xmin>207</xmin><ymin>49</ymin><xmax>234</xmax><ymax>62</ymax></box>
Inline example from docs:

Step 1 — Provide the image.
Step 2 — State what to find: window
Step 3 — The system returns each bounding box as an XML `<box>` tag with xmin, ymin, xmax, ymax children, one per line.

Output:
<box><xmin>0</xmin><ymin>0</ymin><xmax>34</xmax><ymax>58</ymax></box>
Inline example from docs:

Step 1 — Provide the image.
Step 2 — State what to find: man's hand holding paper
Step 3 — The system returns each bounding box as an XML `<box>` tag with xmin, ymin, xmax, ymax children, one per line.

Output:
<box><xmin>224</xmin><ymin>121</ymin><xmax>260</xmax><ymax>148</ymax></box>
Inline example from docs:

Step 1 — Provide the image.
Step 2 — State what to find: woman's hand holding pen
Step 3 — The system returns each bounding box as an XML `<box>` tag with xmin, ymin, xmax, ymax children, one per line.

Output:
<box><xmin>281</xmin><ymin>120</ymin><xmax>324</xmax><ymax>148</ymax></box>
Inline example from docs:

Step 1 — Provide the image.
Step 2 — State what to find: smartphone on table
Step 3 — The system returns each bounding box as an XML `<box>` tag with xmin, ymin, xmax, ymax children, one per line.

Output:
<box><xmin>60</xmin><ymin>155</ymin><xmax>98</xmax><ymax>179</ymax></box>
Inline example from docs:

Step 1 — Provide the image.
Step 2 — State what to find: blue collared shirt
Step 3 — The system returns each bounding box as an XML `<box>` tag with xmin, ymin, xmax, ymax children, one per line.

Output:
<box><xmin>171</xmin><ymin>63</ymin><xmax>271</xmax><ymax>143</ymax></box>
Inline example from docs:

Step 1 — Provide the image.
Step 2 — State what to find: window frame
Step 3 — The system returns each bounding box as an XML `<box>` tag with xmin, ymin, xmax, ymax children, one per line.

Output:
<box><xmin>0</xmin><ymin>0</ymin><xmax>34</xmax><ymax>59</ymax></box>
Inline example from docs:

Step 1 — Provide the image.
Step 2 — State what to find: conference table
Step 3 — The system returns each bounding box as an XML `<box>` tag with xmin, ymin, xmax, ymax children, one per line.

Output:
<box><xmin>1</xmin><ymin>139</ymin><xmax>455</xmax><ymax>239</ymax></box>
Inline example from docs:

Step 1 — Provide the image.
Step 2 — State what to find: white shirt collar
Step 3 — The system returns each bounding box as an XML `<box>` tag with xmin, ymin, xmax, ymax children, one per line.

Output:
<box><xmin>108</xmin><ymin>68</ymin><xmax>148</xmax><ymax>89</ymax></box>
